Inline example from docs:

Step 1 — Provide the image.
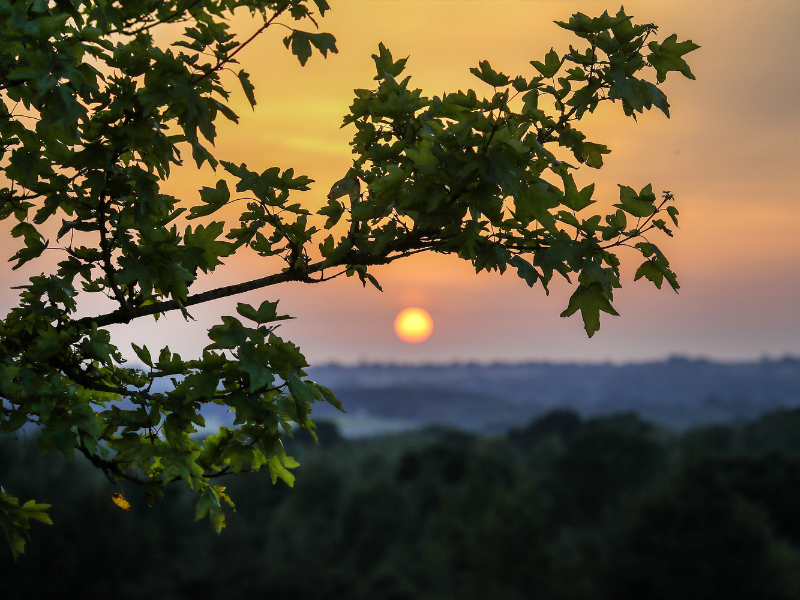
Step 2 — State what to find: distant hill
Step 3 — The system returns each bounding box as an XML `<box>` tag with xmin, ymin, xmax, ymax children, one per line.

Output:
<box><xmin>306</xmin><ymin>357</ymin><xmax>800</xmax><ymax>434</ymax></box>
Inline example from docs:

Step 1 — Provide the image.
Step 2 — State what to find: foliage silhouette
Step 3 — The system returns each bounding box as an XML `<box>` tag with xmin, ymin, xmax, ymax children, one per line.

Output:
<box><xmin>0</xmin><ymin>0</ymin><xmax>697</xmax><ymax>555</ymax></box>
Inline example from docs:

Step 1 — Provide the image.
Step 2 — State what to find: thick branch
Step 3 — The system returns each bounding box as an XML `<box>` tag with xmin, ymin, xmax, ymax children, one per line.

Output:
<box><xmin>78</xmin><ymin>269</ymin><xmax>302</xmax><ymax>328</ymax></box>
<box><xmin>77</xmin><ymin>230</ymin><xmax>435</xmax><ymax>328</ymax></box>
<box><xmin>78</xmin><ymin>444</ymin><xmax>149</xmax><ymax>486</ymax></box>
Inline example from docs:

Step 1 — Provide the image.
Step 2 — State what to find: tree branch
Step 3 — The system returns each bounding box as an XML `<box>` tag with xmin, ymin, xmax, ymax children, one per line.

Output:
<box><xmin>189</xmin><ymin>6</ymin><xmax>288</xmax><ymax>86</ymax></box>
<box><xmin>78</xmin><ymin>444</ymin><xmax>149</xmax><ymax>486</ymax></box>
<box><xmin>77</xmin><ymin>229</ymin><xmax>436</xmax><ymax>328</ymax></box>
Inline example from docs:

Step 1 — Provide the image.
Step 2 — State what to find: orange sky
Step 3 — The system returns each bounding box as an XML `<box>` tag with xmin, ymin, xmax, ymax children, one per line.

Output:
<box><xmin>3</xmin><ymin>1</ymin><xmax>799</xmax><ymax>365</ymax></box>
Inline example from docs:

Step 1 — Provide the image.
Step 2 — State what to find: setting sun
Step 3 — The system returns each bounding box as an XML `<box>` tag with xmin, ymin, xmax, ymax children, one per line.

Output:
<box><xmin>394</xmin><ymin>307</ymin><xmax>434</xmax><ymax>343</ymax></box>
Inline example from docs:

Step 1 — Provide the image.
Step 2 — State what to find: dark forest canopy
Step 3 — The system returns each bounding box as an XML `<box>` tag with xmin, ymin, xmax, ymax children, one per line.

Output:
<box><xmin>3</xmin><ymin>408</ymin><xmax>800</xmax><ymax>598</ymax></box>
<box><xmin>0</xmin><ymin>0</ymin><xmax>697</xmax><ymax>556</ymax></box>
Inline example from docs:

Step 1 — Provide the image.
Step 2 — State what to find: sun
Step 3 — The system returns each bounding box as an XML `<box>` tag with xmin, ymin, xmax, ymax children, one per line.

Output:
<box><xmin>394</xmin><ymin>307</ymin><xmax>434</xmax><ymax>343</ymax></box>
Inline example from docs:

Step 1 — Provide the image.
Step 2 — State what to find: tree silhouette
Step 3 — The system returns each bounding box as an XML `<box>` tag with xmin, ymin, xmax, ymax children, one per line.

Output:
<box><xmin>0</xmin><ymin>0</ymin><xmax>697</xmax><ymax>556</ymax></box>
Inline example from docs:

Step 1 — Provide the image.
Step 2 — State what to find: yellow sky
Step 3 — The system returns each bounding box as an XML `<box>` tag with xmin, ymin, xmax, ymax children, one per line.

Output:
<box><xmin>3</xmin><ymin>1</ymin><xmax>799</xmax><ymax>364</ymax></box>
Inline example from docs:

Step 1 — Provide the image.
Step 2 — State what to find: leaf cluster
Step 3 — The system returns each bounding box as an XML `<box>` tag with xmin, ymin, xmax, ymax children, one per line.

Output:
<box><xmin>331</xmin><ymin>8</ymin><xmax>695</xmax><ymax>335</ymax></box>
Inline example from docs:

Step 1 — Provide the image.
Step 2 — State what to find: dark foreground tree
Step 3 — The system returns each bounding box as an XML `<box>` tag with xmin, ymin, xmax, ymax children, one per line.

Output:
<box><xmin>0</xmin><ymin>0</ymin><xmax>697</xmax><ymax>557</ymax></box>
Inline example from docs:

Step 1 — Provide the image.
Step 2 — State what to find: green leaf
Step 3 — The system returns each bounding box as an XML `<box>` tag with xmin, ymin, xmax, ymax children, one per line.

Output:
<box><xmin>372</xmin><ymin>42</ymin><xmax>408</xmax><ymax>80</ymax></box>
<box><xmin>666</xmin><ymin>205</ymin><xmax>679</xmax><ymax>226</ymax></box>
<box><xmin>195</xmin><ymin>486</ymin><xmax>226</xmax><ymax>534</ymax></box>
<box><xmin>1</xmin><ymin>493</ymin><xmax>53</xmax><ymax>560</ymax></box>
<box><xmin>160</xmin><ymin>448</ymin><xmax>203</xmax><ymax>488</ymax></box>
<box><xmin>607</xmin><ymin>72</ymin><xmax>661</xmax><ymax>117</ymax></box>
<box><xmin>236</xmin><ymin>300</ymin><xmax>292</xmax><ymax>324</ymax></box>
<box><xmin>238</xmin><ymin>347</ymin><xmax>275</xmax><ymax>392</ymax></box>
<box><xmin>556</xmin><ymin>9</ymin><xmax>632</xmax><ymax>37</ymax></box>
<box><xmin>18</xmin><ymin>500</ymin><xmax>53</xmax><ymax>525</ymax></box>
<box><xmin>634</xmin><ymin>259</ymin><xmax>664</xmax><ymax>289</ymax></box>
<box><xmin>647</xmin><ymin>34</ymin><xmax>700</xmax><ymax>83</ymax></box>
<box><xmin>9</xmin><ymin>222</ymin><xmax>47</xmax><ymax>269</ymax></box>
<box><xmin>222</xmin><ymin>443</ymin><xmax>266</xmax><ymax>474</ymax></box>
<box><xmin>207</xmin><ymin>316</ymin><xmax>249</xmax><ymax>349</ymax></box>
<box><xmin>614</xmin><ymin>184</ymin><xmax>656</xmax><ymax>218</ymax></box>
<box><xmin>286</xmin><ymin>372</ymin><xmax>317</xmax><ymax>408</ymax></box>
<box><xmin>560</xmin><ymin>282</ymin><xmax>620</xmax><ymax>337</ymax></box>
<box><xmin>183</xmin><ymin>222</ymin><xmax>234</xmax><ymax>273</ymax></box>
<box><xmin>199</xmin><ymin>179</ymin><xmax>230</xmax><ymax>204</ymax></box>
<box><xmin>560</xmin><ymin>173</ymin><xmax>595</xmax><ymax>211</ymax></box>
<box><xmin>406</xmin><ymin>140</ymin><xmax>438</xmax><ymax>174</ymax></box>
<box><xmin>319</xmin><ymin>197</ymin><xmax>345</xmax><ymax>229</ymax></box>
<box><xmin>266</xmin><ymin>453</ymin><xmax>297</xmax><ymax>486</ymax></box>
<box><xmin>283</xmin><ymin>30</ymin><xmax>338</xmax><ymax>67</ymax></box>
<box><xmin>353</xmin><ymin>266</ymin><xmax>382</xmax><ymax>291</ymax></box>
<box><xmin>327</xmin><ymin>175</ymin><xmax>360</xmax><ymax>202</ymax></box>
<box><xmin>237</xmin><ymin>70</ymin><xmax>256</xmax><ymax>108</ymax></box>
<box><xmin>131</xmin><ymin>343</ymin><xmax>153</xmax><ymax>367</ymax></box>
<box><xmin>531</xmin><ymin>49</ymin><xmax>564</xmax><ymax>78</ymax></box>
<box><xmin>515</xmin><ymin>180</ymin><xmax>562</xmax><ymax>232</ymax></box>
<box><xmin>284</xmin><ymin>31</ymin><xmax>311</xmax><ymax>66</ymax></box>
<box><xmin>581</xmin><ymin>142</ymin><xmax>610</xmax><ymax>169</ymax></box>
<box><xmin>469</xmin><ymin>60</ymin><xmax>511</xmax><ymax>87</ymax></box>
<box><xmin>308</xmin><ymin>31</ymin><xmax>337</xmax><ymax>58</ymax></box>
<box><xmin>312</xmin><ymin>0</ymin><xmax>331</xmax><ymax>16</ymax></box>
<box><xmin>634</xmin><ymin>243</ymin><xmax>680</xmax><ymax>292</ymax></box>
<box><xmin>512</xmin><ymin>75</ymin><xmax>529</xmax><ymax>92</ymax></box>
<box><xmin>509</xmin><ymin>255</ymin><xmax>540</xmax><ymax>287</ymax></box>
<box><xmin>308</xmin><ymin>381</ymin><xmax>345</xmax><ymax>413</ymax></box>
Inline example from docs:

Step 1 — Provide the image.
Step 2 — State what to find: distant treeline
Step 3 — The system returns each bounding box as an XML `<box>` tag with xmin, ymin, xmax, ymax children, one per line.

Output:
<box><xmin>4</xmin><ymin>408</ymin><xmax>800</xmax><ymax>599</ymax></box>
<box><xmin>308</xmin><ymin>357</ymin><xmax>800</xmax><ymax>431</ymax></box>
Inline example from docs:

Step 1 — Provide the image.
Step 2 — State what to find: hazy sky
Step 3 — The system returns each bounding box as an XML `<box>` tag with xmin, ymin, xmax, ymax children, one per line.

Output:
<box><xmin>3</xmin><ymin>1</ymin><xmax>799</xmax><ymax>365</ymax></box>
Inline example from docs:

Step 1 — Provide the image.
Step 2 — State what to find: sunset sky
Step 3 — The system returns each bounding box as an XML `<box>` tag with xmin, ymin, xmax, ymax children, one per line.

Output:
<box><xmin>3</xmin><ymin>1</ymin><xmax>799</xmax><ymax>366</ymax></box>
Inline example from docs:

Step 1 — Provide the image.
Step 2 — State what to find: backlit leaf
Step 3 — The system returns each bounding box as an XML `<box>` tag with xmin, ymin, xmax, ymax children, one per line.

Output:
<box><xmin>469</xmin><ymin>60</ymin><xmax>511</xmax><ymax>87</ymax></box>
<box><xmin>647</xmin><ymin>34</ymin><xmax>700</xmax><ymax>83</ymax></box>
<box><xmin>560</xmin><ymin>282</ymin><xmax>620</xmax><ymax>337</ymax></box>
<box><xmin>531</xmin><ymin>49</ymin><xmax>564</xmax><ymax>78</ymax></box>
<box><xmin>111</xmin><ymin>493</ymin><xmax>131</xmax><ymax>513</ymax></box>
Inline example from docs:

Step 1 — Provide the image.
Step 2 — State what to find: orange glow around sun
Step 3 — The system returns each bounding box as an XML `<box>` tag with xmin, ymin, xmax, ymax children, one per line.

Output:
<box><xmin>394</xmin><ymin>307</ymin><xmax>434</xmax><ymax>343</ymax></box>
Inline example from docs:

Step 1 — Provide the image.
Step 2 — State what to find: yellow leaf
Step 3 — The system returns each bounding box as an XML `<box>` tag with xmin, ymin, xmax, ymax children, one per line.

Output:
<box><xmin>111</xmin><ymin>493</ymin><xmax>131</xmax><ymax>513</ymax></box>
<box><xmin>217</xmin><ymin>487</ymin><xmax>236</xmax><ymax>511</ymax></box>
